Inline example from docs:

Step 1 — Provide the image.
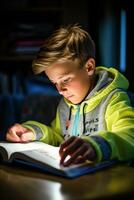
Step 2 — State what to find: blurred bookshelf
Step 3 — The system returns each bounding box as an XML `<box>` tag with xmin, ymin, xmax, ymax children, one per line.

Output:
<box><xmin>0</xmin><ymin>0</ymin><xmax>63</xmax><ymax>74</ymax></box>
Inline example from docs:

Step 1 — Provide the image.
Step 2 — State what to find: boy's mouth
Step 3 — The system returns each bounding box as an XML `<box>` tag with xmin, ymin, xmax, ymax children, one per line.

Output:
<box><xmin>65</xmin><ymin>95</ymin><xmax>74</xmax><ymax>100</ymax></box>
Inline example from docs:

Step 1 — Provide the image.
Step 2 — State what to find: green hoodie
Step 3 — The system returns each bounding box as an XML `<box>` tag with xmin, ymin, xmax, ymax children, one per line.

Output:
<box><xmin>22</xmin><ymin>67</ymin><xmax>134</xmax><ymax>163</ymax></box>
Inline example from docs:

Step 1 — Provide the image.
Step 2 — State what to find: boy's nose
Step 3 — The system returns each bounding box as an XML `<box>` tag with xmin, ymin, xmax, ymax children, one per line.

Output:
<box><xmin>56</xmin><ymin>84</ymin><xmax>66</xmax><ymax>95</ymax></box>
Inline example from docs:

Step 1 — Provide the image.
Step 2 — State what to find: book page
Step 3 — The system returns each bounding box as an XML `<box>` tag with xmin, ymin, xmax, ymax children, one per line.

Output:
<box><xmin>0</xmin><ymin>141</ymin><xmax>117</xmax><ymax>178</ymax></box>
<box><xmin>0</xmin><ymin>141</ymin><xmax>59</xmax><ymax>161</ymax></box>
<box><xmin>13</xmin><ymin>147</ymin><xmax>61</xmax><ymax>169</ymax></box>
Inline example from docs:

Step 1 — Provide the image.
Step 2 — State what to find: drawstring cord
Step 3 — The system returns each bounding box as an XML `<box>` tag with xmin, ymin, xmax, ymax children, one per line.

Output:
<box><xmin>65</xmin><ymin>103</ymin><xmax>87</xmax><ymax>136</ymax></box>
<box><xmin>66</xmin><ymin>105</ymin><xmax>73</xmax><ymax>130</ymax></box>
<box><xmin>82</xmin><ymin>103</ymin><xmax>87</xmax><ymax>134</ymax></box>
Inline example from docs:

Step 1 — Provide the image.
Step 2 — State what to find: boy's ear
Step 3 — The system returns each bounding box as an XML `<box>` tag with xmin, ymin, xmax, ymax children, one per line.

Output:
<box><xmin>85</xmin><ymin>58</ymin><xmax>95</xmax><ymax>76</ymax></box>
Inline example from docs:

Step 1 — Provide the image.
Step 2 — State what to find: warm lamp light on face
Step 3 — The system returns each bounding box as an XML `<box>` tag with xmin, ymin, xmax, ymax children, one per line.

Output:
<box><xmin>45</xmin><ymin>59</ymin><xmax>95</xmax><ymax>104</ymax></box>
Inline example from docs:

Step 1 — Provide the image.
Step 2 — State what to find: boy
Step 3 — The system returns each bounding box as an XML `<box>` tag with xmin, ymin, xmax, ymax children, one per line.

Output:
<box><xmin>6</xmin><ymin>24</ymin><xmax>134</xmax><ymax>166</ymax></box>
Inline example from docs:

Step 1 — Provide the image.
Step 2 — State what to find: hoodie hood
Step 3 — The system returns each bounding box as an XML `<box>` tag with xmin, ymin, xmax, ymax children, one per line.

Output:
<box><xmin>64</xmin><ymin>66</ymin><xmax>129</xmax><ymax>111</ymax></box>
<box><xmin>86</xmin><ymin>66</ymin><xmax>129</xmax><ymax>100</ymax></box>
<box><xmin>81</xmin><ymin>66</ymin><xmax>129</xmax><ymax>111</ymax></box>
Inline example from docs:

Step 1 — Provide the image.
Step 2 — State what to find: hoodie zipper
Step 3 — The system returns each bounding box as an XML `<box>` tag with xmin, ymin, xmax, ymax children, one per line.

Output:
<box><xmin>72</xmin><ymin>105</ymin><xmax>80</xmax><ymax>136</ymax></box>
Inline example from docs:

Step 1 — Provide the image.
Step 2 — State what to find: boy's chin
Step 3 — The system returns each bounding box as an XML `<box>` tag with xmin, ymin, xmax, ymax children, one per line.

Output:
<box><xmin>68</xmin><ymin>99</ymin><xmax>83</xmax><ymax>105</ymax></box>
<box><xmin>64</xmin><ymin>95</ymin><xmax>84</xmax><ymax>104</ymax></box>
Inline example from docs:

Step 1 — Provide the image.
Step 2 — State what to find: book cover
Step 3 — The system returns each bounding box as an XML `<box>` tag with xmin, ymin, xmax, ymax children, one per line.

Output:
<box><xmin>0</xmin><ymin>141</ymin><xmax>116</xmax><ymax>178</ymax></box>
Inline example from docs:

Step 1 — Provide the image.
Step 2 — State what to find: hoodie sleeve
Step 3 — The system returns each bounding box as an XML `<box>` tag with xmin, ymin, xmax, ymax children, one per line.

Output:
<box><xmin>22</xmin><ymin>110</ymin><xmax>64</xmax><ymax>146</ymax></box>
<box><xmin>83</xmin><ymin>91</ymin><xmax>134</xmax><ymax>163</ymax></box>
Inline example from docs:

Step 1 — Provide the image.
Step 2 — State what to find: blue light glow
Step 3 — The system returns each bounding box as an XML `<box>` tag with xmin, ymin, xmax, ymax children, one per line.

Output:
<box><xmin>120</xmin><ymin>10</ymin><xmax>126</xmax><ymax>72</ymax></box>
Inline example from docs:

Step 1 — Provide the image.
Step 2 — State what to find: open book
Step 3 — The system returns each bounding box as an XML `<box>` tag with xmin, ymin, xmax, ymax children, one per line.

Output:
<box><xmin>0</xmin><ymin>141</ymin><xmax>116</xmax><ymax>178</ymax></box>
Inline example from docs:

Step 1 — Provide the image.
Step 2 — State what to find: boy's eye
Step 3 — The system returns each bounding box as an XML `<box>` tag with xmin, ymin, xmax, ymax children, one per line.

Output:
<box><xmin>63</xmin><ymin>78</ymin><xmax>71</xmax><ymax>83</ymax></box>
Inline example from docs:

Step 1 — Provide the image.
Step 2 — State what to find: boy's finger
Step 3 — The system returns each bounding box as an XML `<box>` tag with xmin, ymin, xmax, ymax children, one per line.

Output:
<box><xmin>60</xmin><ymin>147</ymin><xmax>69</xmax><ymax>165</ymax></box>
<box><xmin>6</xmin><ymin>131</ymin><xmax>21</xmax><ymax>142</ymax></box>
<box><xmin>59</xmin><ymin>136</ymin><xmax>76</xmax><ymax>156</ymax></box>
<box><xmin>60</xmin><ymin>142</ymin><xmax>80</xmax><ymax>165</ymax></box>
<box><xmin>74</xmin><ymin>156</ymin><xmax>85</xmax><ymax>164</ymax></box>
<box><xmin>83</xmin><ymin>147</ymin><xmax>96</xmax><ymax>161</ymax></box>
<box><xmin>20</xmin><ymin>132</ymin><xmax>34</xmax><ymax>142</ymax></box>
<box><xmin>61</xmin><ymin>144</ymin><xmax>86</xmax><ymax>166</ymax></box>
<box><xmin>8</xmin><ymin>124</ymin><xmax>28</xmax><ymax>135</ymax></box>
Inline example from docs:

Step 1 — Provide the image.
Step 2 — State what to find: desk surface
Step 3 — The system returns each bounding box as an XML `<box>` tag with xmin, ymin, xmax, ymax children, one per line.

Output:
<box><xmin>0</xmin><ymin>163</ymin><xmax>134</xmax><ymax>200</ymax></box>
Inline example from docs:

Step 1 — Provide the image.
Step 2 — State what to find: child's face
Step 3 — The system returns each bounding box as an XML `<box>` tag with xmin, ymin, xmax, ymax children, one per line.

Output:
<box><xmin>45</xmin><ymin>60</ymin><xmax>95</xmax><ymax>104</ymax></box>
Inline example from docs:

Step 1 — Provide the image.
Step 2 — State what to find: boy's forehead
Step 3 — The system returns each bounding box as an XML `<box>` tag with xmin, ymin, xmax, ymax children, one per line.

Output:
<box><xmin>50</xmin><ymin>62</ymin><xmax>78</xmax><ymax>73</ymax></box>
<box><xmin>45</xmin><ymin>62</ymin><xmax>79</xmax><ymax>80</ymax></box>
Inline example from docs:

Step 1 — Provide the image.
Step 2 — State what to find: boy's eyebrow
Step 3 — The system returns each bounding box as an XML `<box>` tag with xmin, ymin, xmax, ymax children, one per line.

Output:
<box><xmin>49</xmin><ymin>72</ymin><xmax>70</xmax><ymax>83</ymax></box>
<box><xmin>56</xmin><ymin>71</ymin><xmax>71</xmax><ymax>80</ymax></box>
<box><xmin>59</xmin><ymin>71</ymin><xmax>71</xmax><ymax>76</ymax></box>
<box><xmin>58</xmin><ymin>72</ymin><xmax>70</xmax><ymax>79</ymax></box>
<box><xmin>49</xmin><ymin>69</ymin><xmax>74</xmax><ymax>83</ymax></box>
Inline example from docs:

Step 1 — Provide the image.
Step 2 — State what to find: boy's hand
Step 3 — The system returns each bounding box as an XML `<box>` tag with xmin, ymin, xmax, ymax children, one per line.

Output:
<box><xmin>6</xmin><ymin>123</ymin><xmax>35</xmax><ymax>143</ymax></box>
<box><xmin>59</xmin><ymin>136</ymin><xmax>96</xmax><ymax>166</ymax></box>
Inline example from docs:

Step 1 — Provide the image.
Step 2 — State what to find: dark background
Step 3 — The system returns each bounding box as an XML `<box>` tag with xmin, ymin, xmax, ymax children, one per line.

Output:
<box><xmin>0</xmin><ymin>0</ymin><xmax>133</xmax><ymax>138</ymax></box>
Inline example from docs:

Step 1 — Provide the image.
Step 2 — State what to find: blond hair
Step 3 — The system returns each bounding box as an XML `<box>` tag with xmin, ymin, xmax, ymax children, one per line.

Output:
<box><xmin>32</xmin><ymin>24</ymin><xmax>95</xmax><ymax>74</ymax></box>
